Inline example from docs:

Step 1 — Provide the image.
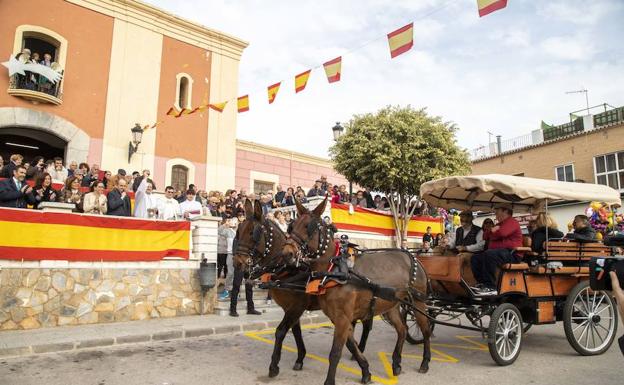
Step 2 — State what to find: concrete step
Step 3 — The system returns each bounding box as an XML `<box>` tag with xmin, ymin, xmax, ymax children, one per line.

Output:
<box><xmin>214</xmin><ymin>287</ymin><xmax>282</xmax><ymax>316</ymax></box>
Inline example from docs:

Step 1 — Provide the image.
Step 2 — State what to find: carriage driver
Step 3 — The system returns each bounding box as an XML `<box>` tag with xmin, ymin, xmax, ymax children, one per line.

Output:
<box><xmin>446</xmin><ymin>211</ymin><xmax>485</xmax><ymax>252</ymax></box>
<box><xmin>470</xmin><ymin>203</ymin><xmax>522</xmax><ymax>295</ymax></box>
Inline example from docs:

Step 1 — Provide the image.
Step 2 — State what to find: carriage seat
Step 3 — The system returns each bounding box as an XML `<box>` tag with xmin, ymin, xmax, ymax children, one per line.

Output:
<box><xmin>500</xmin><ymin>263</ymin><xmax>529</xmax><ymax>271</ymax></box>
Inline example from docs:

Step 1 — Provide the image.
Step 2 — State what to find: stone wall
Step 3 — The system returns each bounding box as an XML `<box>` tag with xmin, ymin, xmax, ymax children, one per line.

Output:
<box><xmin>0</xmin><ymin>268</ymin><xmax>216</xmax><ymax>331</ymax></box>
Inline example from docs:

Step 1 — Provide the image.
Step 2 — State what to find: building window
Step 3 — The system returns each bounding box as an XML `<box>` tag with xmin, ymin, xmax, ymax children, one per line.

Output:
<box><xmin>253</xmin><ymin>180</ymin><xmax>274</xmax><ymax>194</ymax></box>
<box><xmin>594</xmin><ymin>151</ymin><xmax>624</xmax><ymax>191</ymax></box>
<box><xmin>175</xmin><ymin>73</ymin><xmax>193</xmax><ymax>110</ymax></box>
<box><xmin>171</xmin><ymin>165</ymin><xmax>188</xmax><ymax>192</ymax></box>
<box><xmin>555</xmin><ymin>164</ymin><xmax>574</xmax><ymax>182</ymax></box>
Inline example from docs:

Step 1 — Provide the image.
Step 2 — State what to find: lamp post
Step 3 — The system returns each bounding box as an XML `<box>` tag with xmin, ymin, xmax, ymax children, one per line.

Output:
<box><xmin>331</xmin><ymin>122</ymin><xmax>352</xmax><ymax>197</ymax></box>
<box><xmin>128</xmin><ymin>123</ymin><xmax>144</xmax><ymax>163</ymax></box>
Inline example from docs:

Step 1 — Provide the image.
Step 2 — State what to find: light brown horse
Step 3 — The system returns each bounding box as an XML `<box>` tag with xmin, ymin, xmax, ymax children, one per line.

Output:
<box><xmin>233</xmin><ymin>199</ymin><xmax>373</xmax><ymax>378</ymax></box>
<box><xmin>280</xmin><ymin>197</ymin><xmax>432</xmax><ymax>385</ymax></box>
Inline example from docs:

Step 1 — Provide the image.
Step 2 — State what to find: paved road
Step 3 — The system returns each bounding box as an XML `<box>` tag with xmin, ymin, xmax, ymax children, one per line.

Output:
<box><xmin>0</xmin><ymin>319</ymin><xmax>621</xmax><ymax>385</ymax></box>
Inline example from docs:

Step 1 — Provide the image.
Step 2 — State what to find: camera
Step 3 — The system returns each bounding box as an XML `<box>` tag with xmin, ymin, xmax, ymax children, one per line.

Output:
<box><xmin>590</xmin><ymin>256</ymin><xmax>624</xmax><ymax>291</ymax></box>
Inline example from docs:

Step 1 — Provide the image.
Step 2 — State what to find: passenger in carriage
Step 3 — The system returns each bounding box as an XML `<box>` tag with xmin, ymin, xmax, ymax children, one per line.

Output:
<box><xmin>470</xmin><ymin>204</ymin><xmax>522</xmax><ymax>295</ymax></box>
<box><xmin>446</xmin><ymin>211</ymin><xmax>485</xmax><ymax>253</ymax></box>
<box><xmin>564</xmin><ymin>215</ymin><xmax>596</xmax><ymax>242</ymax></box>
<box><xmin>481</xmin><ymin>218</ymin><xmax>495</xmax><ymax>249</ymax></box>
<box><xmin>530</xmin><ymin>213</ymin><xmax>564</xmax><ymax>254</ymax></box>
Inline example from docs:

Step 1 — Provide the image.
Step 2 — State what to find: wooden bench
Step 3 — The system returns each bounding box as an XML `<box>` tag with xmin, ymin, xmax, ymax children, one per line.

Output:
<box><xmin>544</xmin><ymin>240</ymin><xmax>611</xmax><ymax>262</ymax></box>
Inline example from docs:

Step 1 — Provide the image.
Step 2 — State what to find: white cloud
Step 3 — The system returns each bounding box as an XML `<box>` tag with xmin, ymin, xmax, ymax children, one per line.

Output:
<box><xmin>540</xmin><ymin>35</ymin><xmax>597</xmax><ymax>61</ymax></box>
<box><xmin>537</xmin><ymin>0</ymin><xmax>622</xmax><ymax>26</ymax></box>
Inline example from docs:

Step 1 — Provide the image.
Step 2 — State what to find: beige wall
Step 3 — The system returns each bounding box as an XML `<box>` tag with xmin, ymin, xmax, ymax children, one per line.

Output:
<box><xmin>100</xmin><ymin>19</ymin><xmax>162</xmax><ymax>174</ymax></box>
<box><xmin>471</xmin><ymin>123</ymin><xmax>624</xmax><ymax>184</ymax></box>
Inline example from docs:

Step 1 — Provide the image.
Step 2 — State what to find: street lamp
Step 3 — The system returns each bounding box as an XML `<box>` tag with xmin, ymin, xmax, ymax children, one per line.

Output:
<box><xmin>331</xmin><ymin>122</ymin><xmax>352</xmax><ymax>197</ymax></box>
<box><xmin>128</xmin><ymin>123</ymin><xmax>144</xmax><ymax>163</ymax></box>
<box><xmin>332</xmin><ymin>121</ymin><xmax>344</xmax><ymax>141</ymax></box>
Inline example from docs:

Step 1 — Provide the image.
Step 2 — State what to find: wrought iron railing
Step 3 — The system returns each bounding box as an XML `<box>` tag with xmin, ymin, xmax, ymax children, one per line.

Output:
<box><xmin>8</xmin><ymin>72</ymin><xmax>63</xmax><ymax>101</ymax></box>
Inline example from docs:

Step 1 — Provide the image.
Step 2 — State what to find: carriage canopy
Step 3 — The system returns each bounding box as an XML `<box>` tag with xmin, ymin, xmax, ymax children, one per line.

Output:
<box><xmin>420</xmin><ymin>174</ymin><xmax>622</xmax><ymax>213</ymax></box>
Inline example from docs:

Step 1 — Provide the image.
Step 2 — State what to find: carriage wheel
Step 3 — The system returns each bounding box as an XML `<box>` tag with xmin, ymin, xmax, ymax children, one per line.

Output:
<box><xmin>563</xmin><ymin>281</ymin><xmax>618</xmax><ymax>356</ymax></box>
<box><xmin>487</xmin><ymin>303</ymin><xmax>523</xmax><ymax>366</ymax></box>
<box><xmin>401</xmin><ymin>304</ymin><xmax>434</xmax><ymax>345</ymax></box>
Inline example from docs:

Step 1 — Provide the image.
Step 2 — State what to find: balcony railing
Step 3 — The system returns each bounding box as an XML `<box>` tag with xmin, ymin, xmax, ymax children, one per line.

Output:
<box><xmin>7</xmin><ymin>73</ymin><xmax>63</xmax><ymax>105</ymax></box>
<box><xmin>470</xmin><ymin>105</ymin><xmax>624</xmax><ymax>160</ymax></box>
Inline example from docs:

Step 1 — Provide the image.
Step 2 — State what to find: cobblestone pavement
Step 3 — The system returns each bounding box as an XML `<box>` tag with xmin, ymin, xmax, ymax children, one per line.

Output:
<box><xmin>0</xmin><ymin>320</ymin><xmax>621</xmax><ymax>385</ymax></box>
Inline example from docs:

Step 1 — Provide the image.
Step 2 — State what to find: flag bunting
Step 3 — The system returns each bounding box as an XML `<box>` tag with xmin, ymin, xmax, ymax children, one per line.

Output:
<box><xmin>237</xmin><ymin>95</ymin><xmax>250</xmax><ymax>112</ymax></box>
<box><xmin>294</xmin><ymin>70</ymin><xmax>312</xmax><ymax>93</ymax></box>
<box><xmin>387</xmin><ymin>23</ymin><xmax>414</xmax><ymax>58</ymax></box>
<box><xmin>268</xmin><ymin>82</ymin><xmax>281</xmax><ymax>104</ymax></box>
<box><xmin>323</xmin><ymin>57</ymin><xmax>342</xmax><ymax>83</ymax></box>
<box><xmin>477</xmin><ymin>0</ymin><xmax>508</xmax><ymax>17</ymax></box>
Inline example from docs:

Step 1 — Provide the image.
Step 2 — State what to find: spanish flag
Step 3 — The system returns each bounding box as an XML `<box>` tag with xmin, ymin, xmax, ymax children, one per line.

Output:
<box><xmin>237</xmin><ymin>95</ymin><xmax>249</xmax><ymax>112</ymax></box>
<box><xmin>387</xmin><ymin>23</ymin><xmax>414</xmax><ymax>59</ymax></box>
<box><xmin>477</xmin><ymin>0</ymin><xmax>507</xmax><ymax>17</ymax></box>
<box><xmin>209</xmin><ymin>101</ymin><xmax>227</xmax><ymax>112</ymax></box>
<box><xmin>268</xmin><ymin>82</ymin><xmax>281</xmax><ymax>104</ymax></box>
<box><xmin>166</xmin><ymin>107</ymin><xmax>178</xmax><ymax>116</ymax></box>
<box><xmin>323</xmin><ymin>56</ymin><xmax>342</xmax><ymax>83</ymax></box>
<box><xmin>295</xmin><ymin>70</ymin><xmax>311</xmax><ymax>93</ymax></box>
<box><xmin>151</xmin><ymin>120</ymin><xmax>164</xmax><ymax>129</ymax></box>
<box><xmin>175</xmin><ymin>108</ymin><xmax>190</xmax><ymax>118</ymax></box>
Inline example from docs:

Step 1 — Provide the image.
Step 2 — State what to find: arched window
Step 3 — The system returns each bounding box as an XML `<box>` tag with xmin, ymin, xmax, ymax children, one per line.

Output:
<box><xmin>175</xmin><ymin>73</ymin><xmax>193</xmax><ymax>110</ymax></box>
<box><xmin>171</xmin><ymin>165</ymin><xmax>189</xmax><ymax>192</ymax></box>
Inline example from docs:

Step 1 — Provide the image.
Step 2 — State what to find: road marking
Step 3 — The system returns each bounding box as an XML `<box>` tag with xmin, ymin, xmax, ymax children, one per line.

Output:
<box><xmin>244</xmin><ymin>321</ymin><xmax>487</xmax><ymax>384</ymax></box>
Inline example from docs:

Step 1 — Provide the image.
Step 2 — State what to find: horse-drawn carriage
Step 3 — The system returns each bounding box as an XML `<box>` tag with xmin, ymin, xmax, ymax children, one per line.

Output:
<box><xmin>403</xmin><ymin>174</ymin><xmax>621</xmax><ymax>365</ymax></box>
<box><xmin>235</xmin><ymin>174</ymin><xmax>621</xmax><ymax>385</ymax></box>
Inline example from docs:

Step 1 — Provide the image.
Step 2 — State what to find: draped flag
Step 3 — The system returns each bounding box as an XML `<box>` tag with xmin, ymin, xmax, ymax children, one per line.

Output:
<box><xmin>0</xmin><ymin>208</ymin><xmax>190</xmax><ymax>261</ymax></box>
<box><xmin>295</xmin><ymin>70</ymin><xmax>311</xmax><ymax>93</ymax></box>
<box><xmin>387</xmin><ymin>23</ymin><xmax>414</xmax><ymax>59</ymax></box>
<box><xmin>237</xmin><ymin>95</ymin><xmax>249</xmax><ymax>112</ymax></box>
<box><xmin>209</xmin><ymin>101</ymin><xmax>227</xmax><ymax>112</ymax></box>
<box><xmin>268</xmin><ymin>82</ymin><xmax>281</xmax><ymax>104</ymax></box>
<box><xmin>477</xmin><ymin>0</ymin><xmax>508</xmax><ymax>17</ymax></box>
<box><xmin>323</xmin><ymin>57</ymin><xmax>342</xmax><ymax>83</ymax></box>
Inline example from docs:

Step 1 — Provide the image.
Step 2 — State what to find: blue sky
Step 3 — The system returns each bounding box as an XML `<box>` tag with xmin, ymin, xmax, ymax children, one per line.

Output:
<box><xmin>145</xmin><ymin>0</ymin><xmax>624</xmax><ymax>158</ymax></box>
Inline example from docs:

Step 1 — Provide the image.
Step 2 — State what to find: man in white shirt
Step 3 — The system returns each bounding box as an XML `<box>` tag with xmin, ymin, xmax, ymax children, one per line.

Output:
<box><xmin>47</xmin><ymin>157</ymin><xmax>68</xmax><ymax>183</ymax></box>
<box><xmin>447</xmin><ymin>211</ymin><xmax>485</xmax><ymax>252</ymax></box>
<box><xmin>133</xmin><ymin>170</ymin><xmax>159</xmax><ymax>218</ymax></box>
<box><xmin>179</xmin><ymin>189</ymin><xmax>203</xmax><ymax>219</ymax></box>
<box><xmin>158</xmin><ymin>186</ymin><xmax>181</xmax><ymax>220</ymax></box>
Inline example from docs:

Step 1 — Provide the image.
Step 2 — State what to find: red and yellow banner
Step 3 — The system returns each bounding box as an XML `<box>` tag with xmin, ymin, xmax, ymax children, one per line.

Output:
<box><xmin>387</xmin><ymin>23</ymin><xmax>414</xmax><ymax>58</ymax></box>
<box><xmin>175</xmin><ymin>108</ymin><xmax>190</xmax><ymax>118</ymax></box>
<box><xmin>267</xmin><ymin>82</ymin><xmax>281</xmax><ymax>104</ymax></box>
<box><xmin>330</xmin><ymin>203</ymin><xmax>443</xmax><ymax>237</ymax></box>
<box><xmin>477</xmin><ymin>0</ymin><xmax>507</xmax><ymax>17</ymax></box>
<box><xmin>295</xmin><ymin>70</ymin><xmax>311</xmax><ymax>93</ymax></box>
<box><xmin>166</xmin><ymin>107</ymin><xmax>178</xmax><ymax>117</ymax></box>
<box><xmin>209</xmin><ymin>101</ymin><xmax>227</xmax><ymax>112</ymax></box>
<box><xmin>237</xmin><ymin>95</ymin><xmax>249</xmax><ymax>112</ymax></box>
<box><xmin>323</xmin><ymin>56</ymin><xmax>342</xmax><ymax>83</ymax></box>
<box><xmin>0</xmin><ymin>208</ymin><xmax>190</xmax><ymax>261</ymax></box>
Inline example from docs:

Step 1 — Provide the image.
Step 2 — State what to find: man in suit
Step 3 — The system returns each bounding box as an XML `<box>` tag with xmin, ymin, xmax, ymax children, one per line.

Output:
<box><xmin>106</xmin><ymin>177</ymin><xmax>131</xmax><ymax>216</ymax></box>
<box><xmin>0</xmin><ymin>165</ymin><xmax>34</xmax><ymax>208</ymax></box>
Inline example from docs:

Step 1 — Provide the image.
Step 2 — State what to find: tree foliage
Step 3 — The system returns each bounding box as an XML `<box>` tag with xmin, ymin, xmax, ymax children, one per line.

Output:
<box><xmin>331</xmin><ymin>105</ymin><xmax>470</xmax><ymax>196</ymax></box>
<box><xmin>330</xmin><ymin>105</ymin><xmax>470</xmax><ymax>245</ymax></box>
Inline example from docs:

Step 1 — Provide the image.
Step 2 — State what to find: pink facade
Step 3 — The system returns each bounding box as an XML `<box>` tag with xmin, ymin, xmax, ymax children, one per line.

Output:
<box><xmin>235</xmin><ymin>148</ymin><xmax>349</xmax><ymax>192</ymax></box>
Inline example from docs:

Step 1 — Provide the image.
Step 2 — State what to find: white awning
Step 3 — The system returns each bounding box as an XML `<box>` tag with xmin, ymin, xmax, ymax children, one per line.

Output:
<box><xmin>420</xmin><ymin>174</ymin><xmax>622</xmax><ymax>213</ymax></box>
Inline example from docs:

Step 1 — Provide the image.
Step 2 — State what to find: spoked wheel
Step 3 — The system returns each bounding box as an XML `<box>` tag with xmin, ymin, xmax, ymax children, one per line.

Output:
<box><xmin>401</xmin><ymin>304</ymin><xmax>434</xmax><ymax>345</ymax></box>
<box><xmin>487</xmin><ymin>303</ymin><xmax>523</xmax><ymax>366</ymax></box>
<box><xmin>563</xmin><ymin>280</ymin><xmax>618</xmax><ymax>356</ymax></box>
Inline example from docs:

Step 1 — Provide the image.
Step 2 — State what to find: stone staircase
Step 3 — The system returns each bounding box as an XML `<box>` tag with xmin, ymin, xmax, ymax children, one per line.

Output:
<box><xmin>214</xmin><ymin>287</ymin><xmax>283</xmax><ymax>316</ymax></box>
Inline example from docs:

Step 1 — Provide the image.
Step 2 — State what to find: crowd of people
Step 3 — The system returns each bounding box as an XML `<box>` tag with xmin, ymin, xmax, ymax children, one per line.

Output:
<box><xmin>0</xmin><ymin>153</ymin><xmax>405</xmax><ymax>220</ymax></box>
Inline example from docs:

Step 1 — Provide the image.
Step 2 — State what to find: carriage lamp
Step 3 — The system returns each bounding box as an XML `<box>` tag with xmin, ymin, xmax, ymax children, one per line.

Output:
<box><xmin>332</xmin><ymin>121</ymin><xmax>344</xmax><ymax>141</ymax></box>
<box><xmin>128</xmin><ymin>123</ymin><xmax>144</xmax><ymax>162</ymax></box>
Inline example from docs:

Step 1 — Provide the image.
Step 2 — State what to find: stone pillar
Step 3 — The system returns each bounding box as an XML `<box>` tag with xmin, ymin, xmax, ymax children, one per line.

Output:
<box><xmin>190</xmin><ymin>216</ymin><xmax>220</xmax><ymax>262</ymax></box>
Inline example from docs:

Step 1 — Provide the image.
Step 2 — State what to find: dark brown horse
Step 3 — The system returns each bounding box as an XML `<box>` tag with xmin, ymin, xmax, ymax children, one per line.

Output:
<box><xmin>279</xmin><ymin>197</ymin><xmax>432</xmax><ymax>385</ymax></box>
<box><xmin>233</xmin><ymin>199</ymin><xmax>373</xmax><ymax>378</ymax></box>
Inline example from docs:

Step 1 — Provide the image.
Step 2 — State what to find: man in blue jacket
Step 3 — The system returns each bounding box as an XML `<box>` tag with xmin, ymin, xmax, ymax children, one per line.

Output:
<box><xmin>0</xmin><ymin>165</ymin><xmax>35</xmax><ymax>208</ymax></box>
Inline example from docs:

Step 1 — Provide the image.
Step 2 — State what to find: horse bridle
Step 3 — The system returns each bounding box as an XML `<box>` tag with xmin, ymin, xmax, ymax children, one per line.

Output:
<box><xmin>236</xmin><ymin>220</ymin><xmax>276</xmax><ymax>270</ymax></box>
<box><xmin>288</xmin><ymin>217</ymin><xmax>334</xmax><ymax>260</ymax></box>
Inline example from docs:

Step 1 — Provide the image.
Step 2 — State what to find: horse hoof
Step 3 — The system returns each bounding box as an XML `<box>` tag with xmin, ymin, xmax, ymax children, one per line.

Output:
<box><xmin>361</xmin><ymin>372</ymin><xmax>372</xmax><ymax>384</ymax></box>
<box><xmin>418</xmin><ymin>366</ymin><xmax>429</xmax><ymax>374</ymax></box>
<box><xmin>293</xmin><ymin>362</ymin><xmax>303</xmax><ymax>371</ymax></box>
<box><xmin>392</xmin><ymin>365</ymin><xmax>402</xmax><ymax>376</ymax></box>
<box><xmin>268</xmin><ymin>366</ymin><xmax>280</xmax><ymax>377</ymax></box>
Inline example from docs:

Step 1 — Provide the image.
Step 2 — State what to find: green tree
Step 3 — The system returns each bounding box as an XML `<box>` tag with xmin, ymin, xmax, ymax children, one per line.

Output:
<box><xmin>330</xmin><ymin>105</ymin><xmax>470</xmax><ymax>247</ymax></box>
